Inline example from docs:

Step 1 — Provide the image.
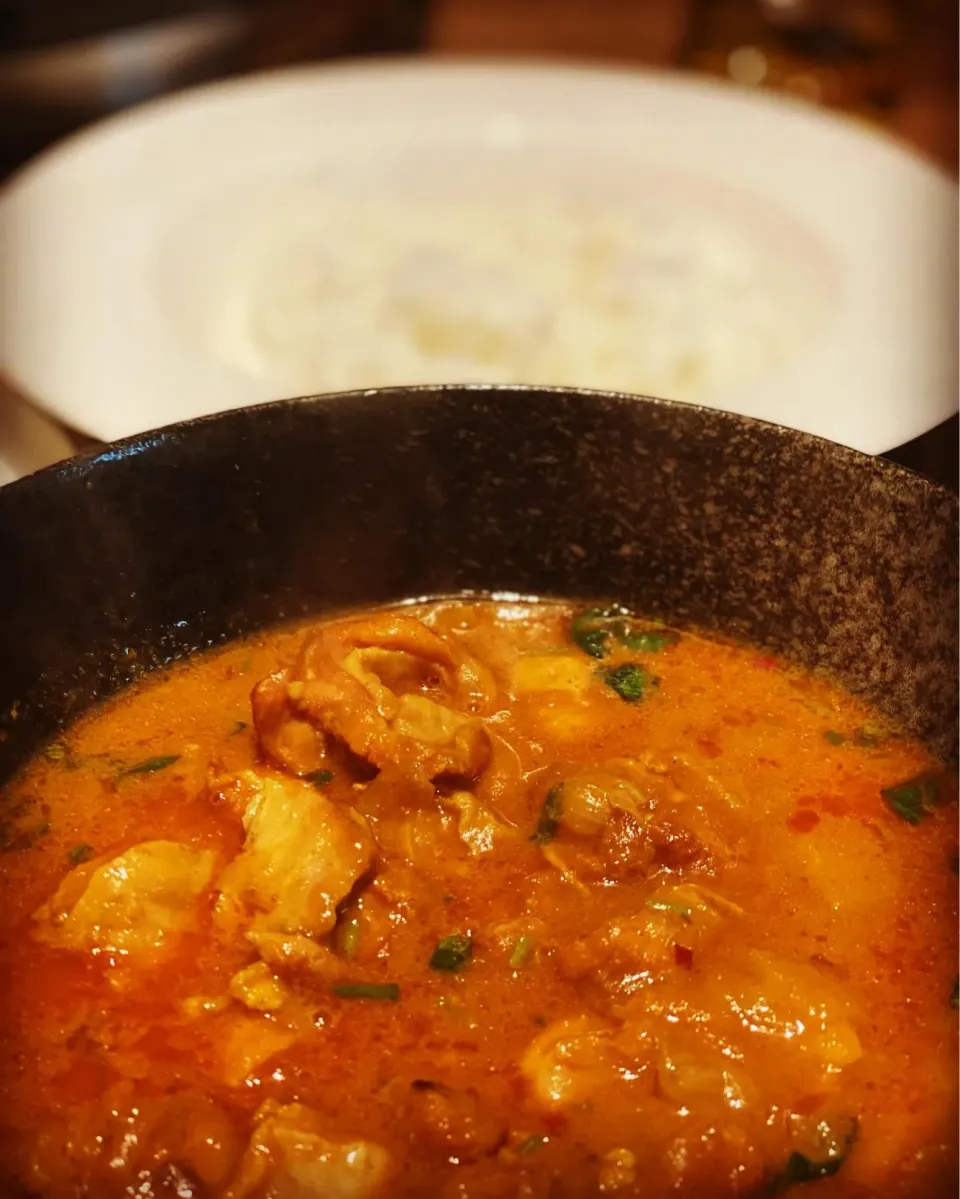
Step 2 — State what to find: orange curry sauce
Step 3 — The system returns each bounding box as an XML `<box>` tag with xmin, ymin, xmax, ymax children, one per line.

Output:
<box><xmin>0</xmin><ymin>599</ymin><xmax>956</xmax><ymax>1198</ymax></box>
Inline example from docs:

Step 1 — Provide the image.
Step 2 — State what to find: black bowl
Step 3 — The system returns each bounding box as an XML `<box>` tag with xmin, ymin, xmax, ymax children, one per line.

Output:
<box><xmin>0</xmin><ymin>385</ymin><xmax>956</xmax><ymax>783</ymax></box>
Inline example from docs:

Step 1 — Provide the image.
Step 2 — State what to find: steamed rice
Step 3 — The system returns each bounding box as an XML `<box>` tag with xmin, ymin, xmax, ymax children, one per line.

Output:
<box><xmin>216</xmin><ymin>196</ymin><xmax>822</xmax><ymax>402</ymax></box>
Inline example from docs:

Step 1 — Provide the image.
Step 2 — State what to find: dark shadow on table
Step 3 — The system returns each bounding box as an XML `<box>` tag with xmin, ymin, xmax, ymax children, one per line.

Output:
<box><xmin>883</xmin><ymin>415</ymin><xmax>958</xmax><ymax>493</ymax></box>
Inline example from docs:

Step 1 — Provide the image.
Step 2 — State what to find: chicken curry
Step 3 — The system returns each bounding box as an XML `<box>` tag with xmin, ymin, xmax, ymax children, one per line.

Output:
<box><xmin>0</xmin><ymin>599</ymin><xmax>956</xmax><ymax>1197</ymax></box>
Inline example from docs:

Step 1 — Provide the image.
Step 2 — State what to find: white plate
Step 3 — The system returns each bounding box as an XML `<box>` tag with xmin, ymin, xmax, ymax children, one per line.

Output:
<box><xmin>0</xmin><ymin>60</ymin><xmax>955</xmax><ymax>454</ymax></box>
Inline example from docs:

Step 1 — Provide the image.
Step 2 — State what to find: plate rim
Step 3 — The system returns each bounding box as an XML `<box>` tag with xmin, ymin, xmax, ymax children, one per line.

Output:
<box><xmin>1</xmin><ymin>56</ymin><xmax>956</xmax><ymax>452</ymax></box>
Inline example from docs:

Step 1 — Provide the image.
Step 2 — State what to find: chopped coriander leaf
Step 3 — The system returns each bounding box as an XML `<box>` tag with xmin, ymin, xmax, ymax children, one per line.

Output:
<box><xmin>531</xmin><ymin>784</ymin><xmax>563</xmax><ymax>845</ymax></box>
<box><xmin>881</xmin><ymin>772</ymin><xmax>943</xmax><ymax>825</ymax></box>
<box><xmin>304</xmin><ymin>769</ymin><xmax>334</xmax><ymax>787</ymax></box>
<box><xmin>515</xmin><ymin>1134</ymin><xmax>548</xmax><ymax>1155</ymax></box>
<box><xmin>430</xmin><ymin>933</ymin><xmax>473</xmax><ymax>972</ymax></box>
<box><xmin>230</xmin><ymin>720</ymin><xmax>247</xmax><ymax>735</ymax></box>
<box><xmin>43</xmin><ymin>743</ymin><xmax>68</xmax><ymax>762</ymax></box>
<box><xmin>332</xmin><ymin>982</ymin><xmax>400</xmax><ymax>1002</ymax></box>
<box><xmin>646</xmin><ymin>899</ymin><xmax>693</xmax><ymax>923</ymax></box>
<box><xmin>508</xmin><ymin>935</ymin><xmax>535</xmax><ymax>969</ymax></box>
<box><xmin>570</xmin><ymin>606</ymin><xmax>680</xmax><ymax>660</ymax></box>
<box><xmin>118</xmin><ymin>754</ymin><xmax>180</xmax><ymax>779</ymax></box>
<box><xmin>570</xmin><ymin>608</ymin><xmax>619</xmax><ymax>659</ymax></box>
<box><xmin>602</xmin><ymin>663</ymin><xmax>653</xmax><ymax>703</ymax></box>
<box><xmin>823</xmin><ymin>730</ymin><xmax>846</xmax><ymax>746</ymax></box>
<box><xmin>617</xmin><ymin>627</ymin><xmax>680</xmax><ymax>653</ymax></box>
<box><xmin>68</xmin><ymin>844</ymin><xmax>94</xmax><ymax>866</ymax></box>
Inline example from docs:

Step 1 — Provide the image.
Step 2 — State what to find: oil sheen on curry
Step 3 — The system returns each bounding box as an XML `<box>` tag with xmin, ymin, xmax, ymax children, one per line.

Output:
<box><xmin>0</xmin><ymin>600</ymin><xmax>956</xmax><ymax>1198</ymax></box>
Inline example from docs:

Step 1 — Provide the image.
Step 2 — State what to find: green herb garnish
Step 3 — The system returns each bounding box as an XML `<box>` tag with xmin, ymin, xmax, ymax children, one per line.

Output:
<box><xmin>824</xmin><ymin>727</ymin><xmax>886</xmax><ymax>749</ymax></box>
<box><xmin>617</xmin><ymin>627</ymin><xmax>681</xmax><ymax>653</ymax></box>
<box><xmin>304</xmin><ymin>769</ymin><xmax>334</xmax><ymax>787</ymax></box>
<box><xmin>508</xmin><ymin>935</ymin><xmax>535</xmax><ymax>969</ymax></box>
<box><xmin>118</xmin><ymin>754</ymin><xmax>180</xmax><ymax>779</ymax></box>
<box><xmin>430</xmin><ymin>933</ymin><xmax>473</xmax><ymax>972</ymax></box>
<box><xmin>68</xmin><ymin>844</ymin><xmax>94</xmax><ymax>866</ymax></box>
<box><xmin>601</xmin><ymin>663</ymin><xmax>653</xmax><ymax>703</ymax></box>
<box><xmin>515</xmin><ymin>1134</ymin><xmax>548</xmax><ymax>1155</ymax></box>
<box><xmin>531</xmin><ymin>784</ymin><xmax>563</xmax><ymax>845</ymax></box>
<box><xmin>646</xmin><ymin>899</ymin><xmax>693</xmax><ymax>923</ymax></box>
<box><xmin>333</xmin><ymin>982</ymin><xmax>400</xmax><ymax>1002</ymax></box>
<box><xmin>44</xmin><ymin>743</ymin><xmax>69</xmax><ymax>762</ymax></box>
<box><xmin>570</xmin><ymin>607</ymin><xmax>618</xmax><ymax>659</ymax></box>
<box><xmin>570</xmin><ymin>606</ymin><xmax>680</xmax><ymax>660</ymax></box>
<box><xmin>230</xmin><ymin>720</ymin><xmax>247</xmax><ymax>735</ymax></box>
<box><xmin>881</xmin><ymin>772</ymin><xmax>943</xmax><ymax>825</ymax></box>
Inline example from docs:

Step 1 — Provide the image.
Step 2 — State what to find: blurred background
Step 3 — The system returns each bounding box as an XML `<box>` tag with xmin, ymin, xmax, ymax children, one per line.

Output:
<box><xmin>0</xmin><ymin>0</ymin><xmax>956</xmax><ymax>481</ymax></box>
<box><xmin>2</xmin><ymin>1</ymin><xmax>954</xmax><ymax>176</ymax></box>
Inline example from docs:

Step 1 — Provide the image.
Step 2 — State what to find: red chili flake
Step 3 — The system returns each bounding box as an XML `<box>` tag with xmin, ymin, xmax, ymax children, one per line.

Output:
<box><xmin>796</xmin><ymin>793</ymin><xmax>850</xmax><ymax>818</ymax></box>
<box><xmin>820</xmin><ymin>794</ymin><xmax>851</xmax><ymax>818</ymax></box>
<box><xmin>696</xmin><ymin>735</ymin><xmax>723</xmax><ymax>759</ymax></box>
<box><xmin>788</xmin><ymin>808</ymin><xmax>821</xmax><ymax>834</ymax></box>
<box><xmin>753</xmin><ymin>655</ymin><xmax>780</xmax><ymax>671</ymax></box>
<box><xmin>674</xmin><ymin>944</ymin><xmax>694</xmax><ymax>969</ymax></box>
<box><xmin>543</xmin><ymin>1111</ymin><xmax>569</xmax><ymax>1137</ymax></box>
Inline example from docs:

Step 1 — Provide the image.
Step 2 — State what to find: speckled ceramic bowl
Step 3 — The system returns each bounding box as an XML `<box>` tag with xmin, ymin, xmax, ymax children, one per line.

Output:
<box><xmin>0</xmin><ymin>386</ymin><xmax>956</xmax><ymax>782</ymax></box>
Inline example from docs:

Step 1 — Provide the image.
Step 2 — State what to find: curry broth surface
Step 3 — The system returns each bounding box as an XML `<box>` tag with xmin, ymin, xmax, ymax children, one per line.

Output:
<box><xmin>0</xmin><ymin>600</ymin><xmax>955</xmax><ymax>1198</ymax></box>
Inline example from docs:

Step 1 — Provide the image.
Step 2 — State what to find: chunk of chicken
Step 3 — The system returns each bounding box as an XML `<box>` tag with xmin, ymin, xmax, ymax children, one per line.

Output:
<box><xmin>557</xmin><ymin>769</ymin><xmax>646</xmax><ymax>836</ymax></box>
<box><xmin>521</xmin><ymin>1016</ymin><xmax>623</xmax><ymax>1109</ymax></box>
<box><xmin>511</xmin><ymin>653</ymin><xmax>594</xmax><ymax>695</ymax></box>
<box><xmin>719</xmin><ymin>951</ymin><xmax>863</xmax><ymax>1078</ymax></box>
<box><xmin>225</xmin><ymin>1102</ymin><xmax>391</xmax><ymax>1199</ymax></box>
<box><xmin>442</xmin><ymin>790</ymin><xmax>519</xmax><ymax>856</ymax></box>
<box><xmin>20</xmin><ymin>1084</ymin><xmax>241</xmax><ymax>1194</ymax></box>
<box><xmin>229</xmin><ymin>962</ymin><xmax>289</xmax><ymax>1012</ymax></box>
<box><xmin>405</xmin><ymin>1080</ymin><xmax>506</xmax><ymax>1160</ymax></box>
<box><xmin>559</xmin><ymin>883</ymin><xmax>734</xmax><ymax>996</ymax></box>
<box><xmin>252</xmin><ymin>671</ymin><xmax>328</xmax><ymax>777</ymax></box>
<box><xmin>34</xmin><ymin>841</ymin><xmax>217</xmax><ymax>956</ymax></box>
<box><xmin>301</xmin><ymin>614</ymin><xmax>495</xmax><ymax>714</ymax></box>
<box><xmin>216</xmin><ymin>773</ymin><xmax>373</xmax><ymax>941</ymax></box>
<box><xmin>532</xmin><ymin>768</ymin><xmax>655</xmax><ymax>886</ymax></box>
<box><xmin>655</xmin><ymin>1030</ymin><xmax>758</xmax><ymax>1111</ymax></box>
<box><xmin>247</xmin><ymin>930</ymin><xmax>340</xmax><ymax>977</ymax></box>
<box><xmin>220</xmin><ymin>1015</ymin><xmax>299</xmax><ymax>1089</ymax></box>
<box><xmin>253</xmin><ymin>614</ymin><xmax>494</xmax><ymax>782</ymax></box>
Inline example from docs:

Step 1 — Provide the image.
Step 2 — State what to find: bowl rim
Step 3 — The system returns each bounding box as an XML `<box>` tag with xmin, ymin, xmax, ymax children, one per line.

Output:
<box><xmin>3</xmin><ymin>385</ymin><xmax>955</xmax><ymax>508</ymax></box>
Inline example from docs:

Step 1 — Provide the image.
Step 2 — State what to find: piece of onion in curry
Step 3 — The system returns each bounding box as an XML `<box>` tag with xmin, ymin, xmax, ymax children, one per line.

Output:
<box><xmin>0</xmin><ymin>599</ymin><xmax>955</xmax><ymax>1199</ymax></box>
